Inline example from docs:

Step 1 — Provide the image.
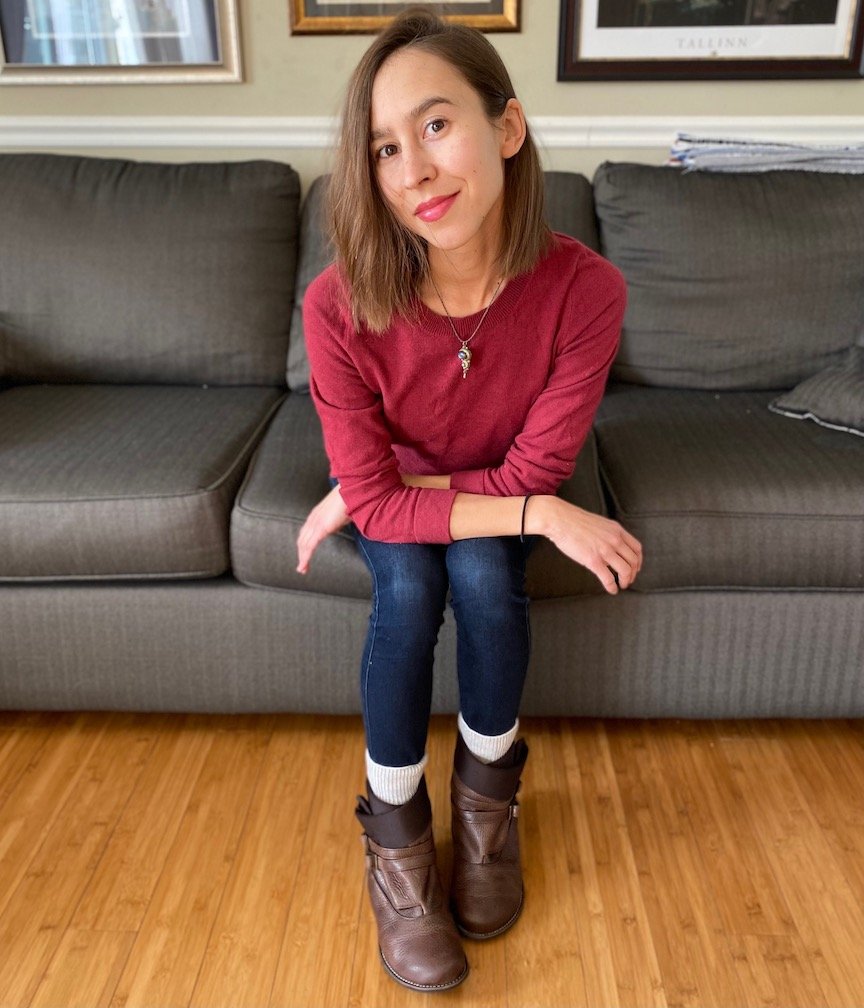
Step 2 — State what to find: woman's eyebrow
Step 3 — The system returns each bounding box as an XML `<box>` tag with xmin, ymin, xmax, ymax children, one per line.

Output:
<box><xmin>370</xmin><ymin>96</ymin><xmax>455</xmax><ymax>143</ymax></box>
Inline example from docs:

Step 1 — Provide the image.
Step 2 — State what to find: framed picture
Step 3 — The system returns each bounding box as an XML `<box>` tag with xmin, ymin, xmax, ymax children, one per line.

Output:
<box><xmin>290</xmin><ymin>1</ymin><xmax>519</xmax><ymax>34</ymax></box>
<box><xmin>558</xmin><ymin>0</ymin><xmax>864</xmax><ymax>78</ymax></box>
<box><xmin>0</xmin><ymin>0</ymin><xmax>242</xmax><ymax>84</ymax></box>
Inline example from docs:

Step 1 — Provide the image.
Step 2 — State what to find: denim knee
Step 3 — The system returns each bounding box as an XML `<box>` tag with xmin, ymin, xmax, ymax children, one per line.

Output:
<box><xmin>354</xmin><ymin>537</ymin><xmax>448</xmax><ymax>624</ymax></box>
<box><xmin>446</xmin><ymin>537</ymin><xmax>529</xmax><ymax>612</ymax></box>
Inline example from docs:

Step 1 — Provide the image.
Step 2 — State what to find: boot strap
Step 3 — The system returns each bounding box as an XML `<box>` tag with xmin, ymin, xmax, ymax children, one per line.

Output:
<box><xmin>368</xmin><ymin>850</ymin><xmax>438</xmax><ymax>873</ymax></box>
<box><xmin>452</xmin><ymin>801</ymin><xmax>519</xmax><ymax>823</ymax></box>
<box><xmin>362</xmin><ymin>833</ymin><xmax>437</xmax><ymax>873</ymax></box>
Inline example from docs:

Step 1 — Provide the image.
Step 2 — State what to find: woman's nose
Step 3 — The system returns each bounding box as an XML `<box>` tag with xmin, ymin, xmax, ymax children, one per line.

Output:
<box><xmin>401</xmin><ymin>143</ymin><xmax>435</xmax><ymax>189</ymax></box>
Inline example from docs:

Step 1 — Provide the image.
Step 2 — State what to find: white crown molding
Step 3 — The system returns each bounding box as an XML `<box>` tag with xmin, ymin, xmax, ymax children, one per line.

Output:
<box><xmin>2</xmin><ymin>115</ymin><xmax>864</xmax><ymax>150</ymax></box>
<box><xmin>0</xmin><ymin>116</ymin><xmax>339</xmax><ymax>149</ymax></box>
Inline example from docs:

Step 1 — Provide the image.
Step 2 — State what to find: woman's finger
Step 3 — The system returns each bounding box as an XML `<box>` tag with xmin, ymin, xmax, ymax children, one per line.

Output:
<box><xmin>585</xmin><ymin>553</ymin><xmax>619</xmax><ymax>594</ymax></box>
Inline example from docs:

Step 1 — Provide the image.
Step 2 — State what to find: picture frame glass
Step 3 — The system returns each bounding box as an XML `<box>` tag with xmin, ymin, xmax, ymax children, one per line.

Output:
<box><xmin>0</xmin><ymin>0</ymin><xmax>221</xmax><ymax>67</ymax></box>
<box><xmin>582</xmin><ymin>0</ymin><xmax>855</xmax><ymax>59</ymax></box>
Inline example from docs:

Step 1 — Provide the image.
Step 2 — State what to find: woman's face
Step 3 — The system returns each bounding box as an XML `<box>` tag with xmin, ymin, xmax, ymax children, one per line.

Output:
<box><xmin>369</xmin><ymin>47</ymin><xmax>525</xmax><ymax>263</ymax></box>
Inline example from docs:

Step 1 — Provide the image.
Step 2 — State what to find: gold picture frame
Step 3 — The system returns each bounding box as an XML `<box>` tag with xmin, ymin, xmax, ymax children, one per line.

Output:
<box><xmin>0</xmin><ymin>0</ymin><xmax>242</xmax><ymax>85</ymax></box>
<box><xmin>290</xmin><ymin>1</ymin><xmax>519</xmax><ymax>34</ymax></box>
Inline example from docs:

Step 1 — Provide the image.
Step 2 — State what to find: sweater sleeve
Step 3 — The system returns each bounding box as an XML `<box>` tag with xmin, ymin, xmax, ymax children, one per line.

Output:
<box><xmin>304</xmin><ymin>271</ymin><xmax>459</xmax><ymax>543</ymax></box>
<box><xmin>448</xmin><ymin>261</ymin><xmax>626</xmax><ymax>497</ymax></box>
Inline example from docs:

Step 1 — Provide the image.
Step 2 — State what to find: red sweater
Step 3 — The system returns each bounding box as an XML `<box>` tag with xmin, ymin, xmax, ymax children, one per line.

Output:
<box><xmin>304</xmin><ymin>233</ymin><xmax>626</xmax><ymax>543</ymax></box>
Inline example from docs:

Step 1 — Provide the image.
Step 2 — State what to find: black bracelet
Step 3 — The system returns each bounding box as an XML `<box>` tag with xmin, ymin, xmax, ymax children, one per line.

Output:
<box><xmin>520</xmin><ymin>494</ymin><xmax>532</xmax><ymax>543</ymax></box>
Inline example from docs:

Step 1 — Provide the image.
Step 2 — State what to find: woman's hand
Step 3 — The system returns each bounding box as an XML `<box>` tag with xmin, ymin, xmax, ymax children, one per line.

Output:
<box><xmin>526</xmin><ymin>495</ymin><xmax>643</xmax><ymax>595</ymax></box>
<box><xmin>296</xmin><ymin>484</ymin><xmax>350</xmax><ymax>574</ymax></box>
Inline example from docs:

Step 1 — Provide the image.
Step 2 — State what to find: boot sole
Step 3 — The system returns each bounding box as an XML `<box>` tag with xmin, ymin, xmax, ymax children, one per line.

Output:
<box><xmin>379</xmin><ymin>949</ymin><xmax>469</xmax><ymax>993</ymax></box>
<box><xmin>453</xmin><ymin>889</ymin><xmax>524</xmax><ymax>941</ymax></box>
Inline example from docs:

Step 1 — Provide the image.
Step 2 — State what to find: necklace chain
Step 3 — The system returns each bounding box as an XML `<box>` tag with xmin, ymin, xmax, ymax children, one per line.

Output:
<box><xmin>428</xmin><ymin>274</ymin><xmax>504</xmax><ymax>379</ymax></box>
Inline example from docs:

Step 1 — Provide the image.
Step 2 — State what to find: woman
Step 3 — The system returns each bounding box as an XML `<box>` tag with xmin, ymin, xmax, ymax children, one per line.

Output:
<box><xmin>296</xmin><ymin>6</ymin><xmax>642</xmax><ymax>993</ymax></box>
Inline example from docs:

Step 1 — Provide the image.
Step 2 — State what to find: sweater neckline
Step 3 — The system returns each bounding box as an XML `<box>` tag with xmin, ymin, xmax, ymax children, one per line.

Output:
<box><xmin>414</xmin><ymin>268</ymin><xmax>529</xmax><ymax>339</ymax></box>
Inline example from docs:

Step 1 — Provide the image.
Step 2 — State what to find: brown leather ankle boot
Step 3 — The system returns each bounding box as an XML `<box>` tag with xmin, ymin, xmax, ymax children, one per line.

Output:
<box><xmin>355</xmin><ymin>776</ymin><xmax>468</xmax><ymax>992</ymax></box>
<box><xmin>450</xmin><ymin>734</ymin><xmax>529</xmax><ymax>940</ymax></box>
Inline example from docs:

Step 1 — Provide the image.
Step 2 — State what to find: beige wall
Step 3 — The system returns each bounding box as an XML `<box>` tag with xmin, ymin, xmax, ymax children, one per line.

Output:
<box><xmin>2</xmin><ymin>0</ymin><xmax>863</xmax><ymax>188</ymax></box>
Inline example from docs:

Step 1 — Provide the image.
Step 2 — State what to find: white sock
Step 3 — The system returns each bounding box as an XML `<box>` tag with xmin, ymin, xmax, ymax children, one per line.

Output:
<box><xmin>458</xmin><ymin>712</ymin><xmax>519</xmax><ymax>764</ymax></box>
<box><xmin>365</xmin><ymin>750</ymin><xmax>428</xmax><ymax>805</ymax></box>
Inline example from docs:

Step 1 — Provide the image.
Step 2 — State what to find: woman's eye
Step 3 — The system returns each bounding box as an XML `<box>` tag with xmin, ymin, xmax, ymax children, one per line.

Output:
<box><xmin>426</xmin><ymin>118</ymin><xmax>446</xmax><ymax>136</ymax></box>
<box><xmin>377</xmin><ymin>143</ymin><xmax>398</xmax><ymax>160</ymax></box>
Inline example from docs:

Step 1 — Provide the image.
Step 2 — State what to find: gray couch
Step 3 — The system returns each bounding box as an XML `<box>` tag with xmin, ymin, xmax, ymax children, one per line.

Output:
<box><xmin>1</xmin><ymin>153</ymin><xmax>862</xmax><ymax>717</ymax></box>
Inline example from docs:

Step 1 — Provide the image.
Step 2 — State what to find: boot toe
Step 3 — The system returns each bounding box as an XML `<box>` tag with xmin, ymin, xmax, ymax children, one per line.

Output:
<box><xmin>379</xmin><ymin>920</ymin><xmax>468</xmax><ymax>991</ymax></box>
<box><xmin>454</xmin><ymin>884</ymin><xmax>524</xmax><ymax>939</ymax></box>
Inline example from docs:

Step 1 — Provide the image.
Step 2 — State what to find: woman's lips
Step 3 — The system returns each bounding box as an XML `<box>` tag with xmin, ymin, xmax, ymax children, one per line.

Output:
<box><xmin>414</xmin><ymin>193</ymin><xmax>458</xmax><ymax>223</ymax></box>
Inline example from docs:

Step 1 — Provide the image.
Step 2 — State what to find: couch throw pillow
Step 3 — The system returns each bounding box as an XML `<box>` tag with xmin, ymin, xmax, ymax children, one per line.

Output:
<box><xmin>768</xmin><ymin>334</ymin><xmax>864</xmax><ymax>437</ymax></box>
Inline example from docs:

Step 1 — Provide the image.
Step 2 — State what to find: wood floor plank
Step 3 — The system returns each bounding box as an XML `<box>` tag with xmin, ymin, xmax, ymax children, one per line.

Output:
<box><xmin>724</xmin><ymin>932</ymin><xmax>831</xmax><ymax>1008</ymax></box>
<box><xmin>191</xmin><ymin>715</ymin><xmax>329</xmax><ymax>1008</ymax></box>
<box><xmin>722</xmin><ymin>720</ymin><xmax>864</xmax><ymax>1008</ymax></box>
<box><xmin>0</xmin><ymin>714</ymin><xmax>102</xmax><ymax>921</ymax></box>
<box><xmin>767</xmin><ymin>720</ymin><xmax>864</xmax><ymax>906</ymax></box>
<box><xmin>560</xmin><ymin>719</ymin><xmax>666</xmax><ymax>1008</ymax></box>
<box><xmin>0</xmin><ymin>714</ymin><xmax>154</xmax><ymax>1008</ymax></box>
<box><xmin>0</xmin><ymin>727</ymin><xmax>50</xmax><ymax>814</ymax></box>
<box><xmin>503</xmin><ymin>721</ymin><xmax>592</xmax><ymax>1008</ymax></box>
<box><xmin>605</xmin><ymin>720</ymin><xmax>704</xmax><ymax>1008</ymax></box>
<box><xmin>607</xmin><ymin>720</ymin><xmax>747</xmax><ymax>1008</ymax></box>
<box><xmin>71</xmin><ymin>715</ymin><xmax>215</xmax><ymax>932</ymax></box>
<box><xmin>666</xmin><ymin>720</ymin><xmax>796</xmax><ymax>938</ymax></box>
<box><xmin>269</xmin><ymin>716</ymin><xmax>364</xmax><ymax>1008</ymax></box>
<box><xmin>28</xmin><ymin>929</ymin><xmax>137</xmax><ymax>1008</ymax></box>
<box><xmin>108</xmin><ymin>727</ymin><xmax>271</xmax><ymax>1008</ymax></box>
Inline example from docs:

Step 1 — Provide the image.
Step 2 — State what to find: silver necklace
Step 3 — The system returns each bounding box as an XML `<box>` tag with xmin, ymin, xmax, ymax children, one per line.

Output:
<box><xmin>428</xmin><ymin>274</ymin><xmax>504</xmax><ymax>379</ymax></box>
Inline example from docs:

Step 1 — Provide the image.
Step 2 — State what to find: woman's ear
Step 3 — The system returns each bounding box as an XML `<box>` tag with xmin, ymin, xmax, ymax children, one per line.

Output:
<box><xmin>500</xmin><ymin>98</ymin><xmax>527</xmax><ymax>160</ymax></box>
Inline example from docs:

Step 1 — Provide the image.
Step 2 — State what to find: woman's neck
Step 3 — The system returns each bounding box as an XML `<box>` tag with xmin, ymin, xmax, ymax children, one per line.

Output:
<box><xmin>423</xmin><ymin>248</ymin><xmax>504</xmax><ymax>318</ymax></box>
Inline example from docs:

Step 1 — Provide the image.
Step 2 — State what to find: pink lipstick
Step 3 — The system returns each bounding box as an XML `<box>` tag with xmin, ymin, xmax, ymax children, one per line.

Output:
<box><xmin>414</xmin><ymin>193</ymin><xmax>457</xmax><ymax>223</ymax></box>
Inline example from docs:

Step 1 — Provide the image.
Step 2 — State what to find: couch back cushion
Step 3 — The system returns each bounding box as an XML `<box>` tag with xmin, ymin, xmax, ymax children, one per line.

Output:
<box><xmin>593</xmin><ymin>162</ymin><xmax>864</xmax><ymax>389</ymax></box>
<box><xmin>543</xmin><ymin>170</ymin><xmax>599</xmax><ymax>250</ymax></box>
<box><xmin>287</xmin><ymin>175</ymin><xmax>332</xmax><ymax>392</ymax></box>
<box><xmin>0</xmin><ymin>153</ymin><xmax>300</xmax><ymax>385</ymax></box>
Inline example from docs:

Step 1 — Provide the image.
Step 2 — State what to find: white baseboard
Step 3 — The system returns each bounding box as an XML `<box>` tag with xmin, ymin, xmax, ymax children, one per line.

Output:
<box><xmin>2</xmin><ymin>115</ymin><xmax>864</xmax><ymax>150</ymax></box>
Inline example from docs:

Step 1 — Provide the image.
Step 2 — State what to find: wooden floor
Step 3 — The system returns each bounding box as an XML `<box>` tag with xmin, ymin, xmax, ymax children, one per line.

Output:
<box><xmin>1</xmin><ymin>713</ymin><xmax>863</xmax><ymax>1008</ymax></box>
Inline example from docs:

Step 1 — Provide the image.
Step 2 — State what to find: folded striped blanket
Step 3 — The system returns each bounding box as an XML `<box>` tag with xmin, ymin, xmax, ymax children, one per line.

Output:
<box><xmin>668</xmin><ymin>132</ymin><xmax>864</xmax><ymax>172</ymax></box>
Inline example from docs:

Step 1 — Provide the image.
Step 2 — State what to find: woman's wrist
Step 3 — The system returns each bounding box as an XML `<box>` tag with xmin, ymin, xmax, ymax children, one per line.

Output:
<box><xmin>401</xmin><ymin>472</ymin><xmax>451</xmax><ymax>489</ymax></box>
<box><xmin>521</xmin><ymin>494</ymin><xmax>562</xmax><ymax>539</ymax></box>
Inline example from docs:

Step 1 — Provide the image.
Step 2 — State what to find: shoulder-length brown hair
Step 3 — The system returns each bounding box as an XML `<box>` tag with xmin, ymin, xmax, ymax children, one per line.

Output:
<box><xmin>328</xmin><ymin>5</ymin><xmax>551</xmax><ymax>333</ymax></box>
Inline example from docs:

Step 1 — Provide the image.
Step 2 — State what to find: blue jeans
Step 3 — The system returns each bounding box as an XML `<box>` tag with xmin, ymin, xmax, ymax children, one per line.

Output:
<box><xmin>333</xmin><ymin>479</ymin><xmax>536</xmax><ymax>767</ymax></box>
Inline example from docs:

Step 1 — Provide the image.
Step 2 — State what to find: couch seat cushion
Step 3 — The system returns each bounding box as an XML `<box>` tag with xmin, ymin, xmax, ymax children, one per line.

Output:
<box><xmin>232</xmin><ymin>393</ymin><xmax>607</xmax><ymax>600</ymax></box>
<box><xmin>0</xmin><ymin>384</ymin><xmax>284</xmax><ymax>580</ymax></box>
<box><xmin>232</xmin><ymin>393</ymin><xmax>370</xmax><ymax>598</ymax></box>
<box><xmin>594</xmin><ymin>384</ymin><xmax>864</xmax><ymax>589</ymax></box>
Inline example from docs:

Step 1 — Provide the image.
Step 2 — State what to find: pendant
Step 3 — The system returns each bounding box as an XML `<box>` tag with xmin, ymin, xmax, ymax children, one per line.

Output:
<box><xmin>458</xmin><ymin>344</ymin><xmax>472</xmax><ymax>378</ymax></box>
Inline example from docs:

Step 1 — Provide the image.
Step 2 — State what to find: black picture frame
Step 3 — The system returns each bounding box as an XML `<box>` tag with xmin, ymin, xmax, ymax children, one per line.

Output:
<box><xmin>558</xmin><ymin>0</ymin><xmax>864</xmax><ymax>78</ymax></box>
